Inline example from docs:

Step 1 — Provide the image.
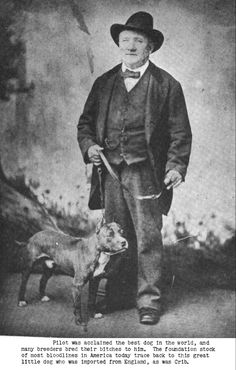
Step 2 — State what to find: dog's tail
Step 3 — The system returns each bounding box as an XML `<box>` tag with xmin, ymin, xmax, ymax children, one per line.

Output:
<box><xmin>15</xmin><ymin>240</ymin><xmax>27</xmax><ymax>247</ymax></box>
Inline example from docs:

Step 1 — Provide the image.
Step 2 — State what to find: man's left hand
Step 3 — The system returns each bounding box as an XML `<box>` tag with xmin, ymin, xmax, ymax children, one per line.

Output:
<box><xmin>164</xmin><ymin>170</ymin><xmax>183</xmax><ymax>190</ymax></box>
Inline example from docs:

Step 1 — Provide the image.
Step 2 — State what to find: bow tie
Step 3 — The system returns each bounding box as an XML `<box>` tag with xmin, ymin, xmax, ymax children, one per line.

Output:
<box><xmin>121</xmin><ymin>69</ymin><xmax>141</xmax><ymax>79</ymax></box>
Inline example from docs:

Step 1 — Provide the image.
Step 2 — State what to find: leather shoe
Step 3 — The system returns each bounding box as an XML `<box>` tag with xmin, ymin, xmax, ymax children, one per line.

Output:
<box><xmin>139</xmin><ymin>307</ymin><xmax>161</xmax><ymax>325</ymax></box>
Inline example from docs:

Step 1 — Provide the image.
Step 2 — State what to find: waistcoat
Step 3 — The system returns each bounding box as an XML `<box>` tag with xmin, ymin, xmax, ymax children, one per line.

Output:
<box><xmin>104</xmin><ymin>68</ymin><xmax>150</xmax><ymax>165</ymax></box>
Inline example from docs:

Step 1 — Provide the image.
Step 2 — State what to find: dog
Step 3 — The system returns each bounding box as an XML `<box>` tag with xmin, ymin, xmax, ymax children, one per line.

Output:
<box><xmin>17</xmin><ymin>222</ymin><xmax>128</xmax><ymax>329</ymax></box>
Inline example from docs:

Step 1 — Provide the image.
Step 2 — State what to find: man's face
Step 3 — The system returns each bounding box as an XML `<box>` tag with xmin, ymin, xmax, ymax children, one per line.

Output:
<box><xmin>119</xmin><ymin>30</ymin><xmax>152</xmax><ymax>69</ymax></box>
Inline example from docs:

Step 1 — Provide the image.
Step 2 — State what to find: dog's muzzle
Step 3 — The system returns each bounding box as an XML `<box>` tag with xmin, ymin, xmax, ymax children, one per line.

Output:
<box><xmin>105</xmin><ymin>239</ymin><xmax>128</xmax><ymax>256</ymax></box>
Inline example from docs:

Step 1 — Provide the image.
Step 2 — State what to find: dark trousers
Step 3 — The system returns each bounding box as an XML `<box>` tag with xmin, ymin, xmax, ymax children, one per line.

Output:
<box><xmin>104</xmin><ymin>160</ymin><xmax>163</xmax><ymax>310</ymax></box>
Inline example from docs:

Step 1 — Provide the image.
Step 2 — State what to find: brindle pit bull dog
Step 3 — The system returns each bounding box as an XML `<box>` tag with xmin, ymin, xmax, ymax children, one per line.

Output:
<box><xmin>17</xmin><ymin>222</ymin><xmax>128</xmax><ymax>329</ymax></box>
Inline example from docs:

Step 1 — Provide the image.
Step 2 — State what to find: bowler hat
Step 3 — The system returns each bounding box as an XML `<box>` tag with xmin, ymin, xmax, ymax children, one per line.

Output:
<box><xmin>110</xmin><ymin>11</ymin><xmax>164</xmax><ymax>53</ymax></box>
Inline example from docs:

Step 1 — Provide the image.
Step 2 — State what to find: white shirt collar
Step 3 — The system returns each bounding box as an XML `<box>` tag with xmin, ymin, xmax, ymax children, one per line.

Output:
<box><xmin>121</xmin><ymin>60</ymin><xmax>150</xmax><ymax>78</ymax></box>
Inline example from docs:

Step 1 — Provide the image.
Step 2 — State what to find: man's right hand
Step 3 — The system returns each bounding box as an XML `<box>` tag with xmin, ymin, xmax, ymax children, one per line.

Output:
<box><xmin>87</xmin><ymin>144</ymin><xmax>104</xmax><ymax>166</ymax></box>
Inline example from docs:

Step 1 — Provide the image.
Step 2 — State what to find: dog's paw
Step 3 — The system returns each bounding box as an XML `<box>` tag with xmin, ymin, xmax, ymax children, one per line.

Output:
<box><xmin>94</xmin><ymin>313</ymin><xmax>103</xmax><ymax>319</ymax></box>
<box><xmin>41</xmin><ymin>295</ymin><xmax>50</xmax><ymax>302</ymax></box>
<box><xmin>18</xmin><ymin>300</ymin><xmax>28</xmax><ymax>307</ymax></box>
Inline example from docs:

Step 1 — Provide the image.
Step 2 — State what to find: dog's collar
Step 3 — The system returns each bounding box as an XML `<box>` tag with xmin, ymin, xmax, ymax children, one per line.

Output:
<box><xmin>103</xmin><ymin>247</ymin><xmax>127</xmax><ymax>256</ymax></box>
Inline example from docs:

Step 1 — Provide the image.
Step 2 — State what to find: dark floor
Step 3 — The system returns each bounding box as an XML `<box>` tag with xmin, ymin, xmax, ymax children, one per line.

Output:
<box><xmin>0</xmin><ymin>273</ymin><xmax>235</xmax><ymax>338</ymax></box>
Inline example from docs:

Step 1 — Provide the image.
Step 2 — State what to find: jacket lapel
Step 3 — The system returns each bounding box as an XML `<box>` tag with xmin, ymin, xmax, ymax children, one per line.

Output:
<box><xmin>144</xmin><ymin>62</ymin><xmax>167</xmax><ymax>145</ymax></box>
<box><xmin>96</xmin><ymin>70</ymin><xmax>119</xmax><ymax>144</ymax></box>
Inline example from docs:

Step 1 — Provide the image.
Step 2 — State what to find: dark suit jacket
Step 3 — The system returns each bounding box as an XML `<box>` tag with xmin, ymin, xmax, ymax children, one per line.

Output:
<box><xmin>77</xmin><ymin>61</ymin><xmax>192</xmax><ymax>215</ymax></box>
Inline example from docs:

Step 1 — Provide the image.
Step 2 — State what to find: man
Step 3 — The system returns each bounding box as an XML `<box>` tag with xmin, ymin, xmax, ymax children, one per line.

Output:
<box><xmin>77</xmin><ymin>11</ymin><xmax>192</xmax><ymax>325</ymax></box>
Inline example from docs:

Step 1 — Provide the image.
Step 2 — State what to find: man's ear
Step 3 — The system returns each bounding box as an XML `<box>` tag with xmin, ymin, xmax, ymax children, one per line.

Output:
<box><xmin>148</xmin><ymin>39</ymin><xmax>154</xmax><ymax>53</ymax></box>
